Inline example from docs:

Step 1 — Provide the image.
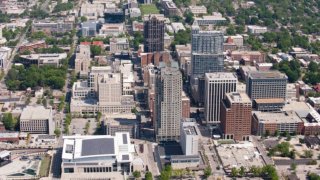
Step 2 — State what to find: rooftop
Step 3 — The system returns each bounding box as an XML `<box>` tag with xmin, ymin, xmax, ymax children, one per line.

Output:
<box><xmin>20</xmin><ymin>106</ymin><xmax>52</xmax><ymax>121</ymax></box>
<box><xmin>248</xmin><ymin>71</ymin><xmax>287</xmax><ymax>79</ymax></box>
<box><xmin>217</xmin><ymin>142</ymin><xmax>264</xmax><ymax>170</ymax></box>
<box><xmin>143</xmin><ymin>14</ymin><xmax>165</xmax><ymax>21</ymax></box>
<box><xmin>253</xmin><ymin>111</ymin><xmax>303</xmax><ymax>124</ymax></box>
<box><xmin>0</xmin><ymin>132</ymin><xmax>19</xmax><ymax>138</ymax></box>
<box><xmin>62</xmin><ymin>133</ymin><xmax>134</xmax><ymax>162</ymax></box>
<box><xmin>81</xmin><ymin>138</ymin><xmax>115</xmax><ymax>156</ymax></box>
<box><xmin>226</xmin><ymin>92</ymin><xmax>251</xmax><ymax>103</ymax></box>
<box><xmin>205</xmin><ymin>72</ymin><xmax>238</xmax><ymax>80</ymax></box>
<box><xmin>184</xmin><ymin>126</ymin><xmax>197</xmax><ymax>135</ymax></box>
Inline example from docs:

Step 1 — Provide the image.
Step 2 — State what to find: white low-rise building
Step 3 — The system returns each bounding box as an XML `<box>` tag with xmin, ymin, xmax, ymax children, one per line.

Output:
<box><xmin>80</xmin><ymin>2</ymin><xmax>105</xmax><ymax>20</ymax></box>
<box><xmin>180</xmin><ymin>118</ymin><xmax>199</xmax><ymax>156</ymax></box>
<box><xmin>188</xmin><ymin>5</ymin><xmax>207</xmax><ymax>15</ymax></box>
<box><xmin>247</xmin><ymin>25</ymin><xmax>267</xmax><ymax>34</ymax></box>
<box><xmin>109</xmin><ymin>38</ymin><xmax>129</xmax><ymax>53</ymax></box>
<box><xmin>99</xmin><ymin>23</ymin><xmax>124</xmax><ymax>37</ymax></box>
<box><xmin>20</xmin><ymin>53</ymin><xmax>67</xmax><ymax>67</ymax></box>
<box><xmin>61</xmin><ymin>133</ymin><xmax>135</xmax><ymax>179</ymax></box>
<box><xmin>171</xmin><ymin>22</ymin><xmax>185</xmax><ymax>33</ymax></box>
<box><xmin>129</xmin><ymin>7</ymin><xmax>141</xmax><ymax>18</ymax></box>
<box><xmin>194</xmin><ymin>14</ymin><xmax>226</xmax><ymax>25</ymax></box>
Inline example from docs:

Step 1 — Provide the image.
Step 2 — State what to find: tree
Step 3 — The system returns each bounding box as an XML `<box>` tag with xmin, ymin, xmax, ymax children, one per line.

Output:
<box><xmin>226</xmin><ymin>25</ymin><xmax>236</xmax><ymax>35</ymax></box>
<box><xmin>304</xmin><ymin>150</ymin><xmax>313</xmax><ymax>158</ymax></box>
<box><xmin>96</xmin><ymin>112</ymin><xmax>102</xmax><ymax>122</ymax></box>
<box><xmin>132</xmin><ymin>31</ymin><xmax>143</xmax><ymax>50</ymax></box>
<box><xmin>173</xmin><ymin>29</ymin><xmax>191</xmax><ymax>45</ymax></box>
<box><xmin>308</xmin><ymin>61</ymin><xmax>319</xmax><ymax>73</ymax></box>
<box><xmin>84</xmin><ymin>122</ymin><xmax>90</xmax><ymax>135</ymax></box>
<box><xmin>133</xmin><ymin>170</ymin><xmax>141</xmax><ymax>179</ymax></box>
<box><xmin>231</xmin><ymin>167</ymin><xmax>238</xmax><ymax>177</ymax></box>
<box><xmin>53</xmin><ymin>2</ymin><xmax>74</xmax><ymax>13</ymax></box>
<box><xmin>261</xmin><ymin>165</ymin><xmax>278</xmax><ymax>180</ymax></box>
<box><xmin>54</xmin><ymin>128</ymin><xmax>61</xmax><ymax>137</ymax></box>
<box><xmin>42</xmin><ymin>98</ymin><xmax>47</xmax><ymax>108</ymax></box>
<box><xmin>37</xmin><ymin>98</ymin><xmax>41</xmax><ymax>104</ymax></box>
<box><xmin>249</xmin><ymin>166</ymin><xmax>262</xmax><ymax>177</ymax></box>
<box><xmin>308</xmin><ymin>172</ymin><xmax>320</xmax><ymax>180</ymax></box>
<box><xmin>145</xmin><ymin>171</ymin><xmax>153</xmax><ymax>180</ymax></box>
<box><xmin>1</xmin><ymin>113</ymin><xmax>18</xmax><ymax>130</ymax></box>
<box><xmin>160</xmin><ymin>165</ymin><xmax>172</xmax><ymax>180</ymax></box>
<box><xmin>5</xmin><ymin>65</ymin><xmax>66</xmax><ymax>91</ymax></box>
<box><xmin>289</xmin><ymin>150</ymin><xmax>296</xmax><ymax>159</ymax></box>
<box><xmin>49</xmin><ymin>99</ymin><xmax>54</xmax><ymax>106</ymax></box>
<box><xmin>81</xmin><ymin>16</ymin><xmax>87</xmax><ymax>22</ymax></box>
<box><xmin>290</xmin><ymin>163</ymin><xmax>297</xmax><ymax>171</ymax></box>
<box><xmin>30</xmin><ymin>8</ymin><xmax>48</xmax><ymax>19</ymax></box>
<box><xmin>185</xmin><ymin>11</ymin><xmax>194</xmax><ymax>25</ymax></box>
<box><xmin>203</xmin><ymin>166</ymin><xmax>212</xmax><ymax>178</ymax></box>
<box><xmin>286</xmin><ymin>134</ymin><xmax>291</xmax><ymax>141</ymax></box>
<box><xmin>90</xmin><ymin>45</ymin><xmax>102</xmax><ymax>56</ymax></box>
<box><xmin>239</xmin><ymin>166</ymin><xmax>245</xmax><ymax>177</ymax></box>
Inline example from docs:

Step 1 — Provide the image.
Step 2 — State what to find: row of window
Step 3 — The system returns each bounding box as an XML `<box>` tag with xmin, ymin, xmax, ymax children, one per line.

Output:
<box><xmin>84</xmin><ymin>167</ymin><xmax>113</xmax><ymax>173</ymax></box>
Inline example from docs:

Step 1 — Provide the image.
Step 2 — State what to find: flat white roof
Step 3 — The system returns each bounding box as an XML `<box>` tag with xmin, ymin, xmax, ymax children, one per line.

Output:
<box><xmin>62</xmin><ymin>133</ymin><xmax>134</xmax><ymax>162</ymax></box>
<box><xmin>20</xmin><ymin>105</ymin><xmax>52</xmax><ymax>121</ymax></box>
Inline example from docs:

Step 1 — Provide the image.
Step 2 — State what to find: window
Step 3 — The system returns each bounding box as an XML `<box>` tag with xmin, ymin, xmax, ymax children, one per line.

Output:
<box><xmin>64</xmin><ymin>168</ymin><xmax>74</xmax><ymax>173</ymax></box>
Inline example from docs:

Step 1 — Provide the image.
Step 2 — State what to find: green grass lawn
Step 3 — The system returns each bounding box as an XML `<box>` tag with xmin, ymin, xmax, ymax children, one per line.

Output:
<box><xmin>140</xmin><ymin>4</ymin><xmax>160</xmax><ymax>15</ymax></box>
<box><xmin>39</xmin><ymin>155</ymin><xmax>51</xmax><ymax>177</ymax></box>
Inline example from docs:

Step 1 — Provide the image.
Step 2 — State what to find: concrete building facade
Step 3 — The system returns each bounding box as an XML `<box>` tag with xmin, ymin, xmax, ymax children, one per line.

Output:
<box><xmin>75</xmin><ymin>45</ymin><xmax>91</xmax><ymax>77</ymax></box>
<box><xmin>20</xmin><ymin>106</ymin><xmax>54</xmax><ymax>135</ymax></box>
<box><xmin>61</xmin><ymin>133</ymin><xmax>135</xmax><ymax>179</ymax></box>
<box><xmin>204</xmin><ymin>73</ymin><xmax>237</xmax><ymax>124</ymax></box>
<box><xmin>154</xmin><ymin>61</ymin><xmax>182</xmax><ymax>142</ymax></box>
<box><xmin>180</xmin><ymin>118</ymin><xmax>199</xmax><ymax>156</ymax></box>
<box><xmin>246</xmin><ymin>71</ymin><xmax>287</xmax><ymax>101</ymax></box>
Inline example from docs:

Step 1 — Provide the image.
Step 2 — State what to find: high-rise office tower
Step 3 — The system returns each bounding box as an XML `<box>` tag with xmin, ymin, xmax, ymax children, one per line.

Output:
<box><xmin>190</xmin><ymin>21</ymin><xmax>224</xmax><ymax>105</ymax></box>
<box><xmin>98</xmin><ymin>73</ymin><xmax>122</xmax><ymax>105</ymax></box>
<box><xmin>191</xmin><ymin>21</ymin><xmax>224</xmax><ymax>76</ymax></box>
<box><xmin>246</xmin><ymin>71</ymin><xmax>287</xmax><ymax>111</ymax></box>
<box><xmin>143</xmin><ymin>14</ymin><xmax>165</xmax><ymax>52</ymax></box>
<box><xmin>204</xmin><ymin>72</ymin><xmax>237</xmax><ymax>124</ymax></box>
<box><xmin>154</xmin><ymin>61</ymin><xmax>182</xmax><ymax>142</ymax></box>
<box><xmin>75</xmin><ymin>45</ymin><xmax>91</xmax><ymax>77</ymax></box>
<box><xmin>221</xmin><ymin>92</ymin><xmax>252</xmax><ymax>141</ymax></box>
<box><xmin>246</xmin><ymin>71</ymin><xmax>287</xmax><ymax>100</ymax></box>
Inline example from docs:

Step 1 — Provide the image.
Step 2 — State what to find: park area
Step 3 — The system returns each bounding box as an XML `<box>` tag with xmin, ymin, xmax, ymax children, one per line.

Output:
<box><xmin>140</xmin><ymin>4</ymin><xmax>159</xmax><ymax>15</ymax></box>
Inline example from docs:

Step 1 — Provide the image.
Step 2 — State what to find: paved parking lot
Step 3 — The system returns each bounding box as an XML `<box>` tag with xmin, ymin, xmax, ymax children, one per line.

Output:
<box><xmin>70</xmin><ymin>118</ymin><xmax>97</xmax><ymax>135</ymax></box>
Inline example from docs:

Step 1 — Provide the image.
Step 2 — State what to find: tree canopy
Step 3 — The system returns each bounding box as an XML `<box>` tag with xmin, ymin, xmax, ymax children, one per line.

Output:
<box><xmin>1</xmin><ymin>113</ymin><xmax>18</xmax><ymax>131</ymax></box>
<box><xmin>273</xmin><ymin>60</ymin><xmax>301</xmax><ymax>83</ymax></box>
<box><xmin>53</xmin><ymin>2</ymin><xmax>74</xmax><ymax>13</ymax></box>
<box><xmin>5</xmin><ymin>65</ymin><xmax>66</xmax><ymax>91</ymax></box>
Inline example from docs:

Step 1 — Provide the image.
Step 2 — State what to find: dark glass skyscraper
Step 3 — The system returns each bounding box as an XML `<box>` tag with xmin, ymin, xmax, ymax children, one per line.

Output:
<box><xmin>143</xmin><ymin>14</ymin><xmax>165</xmax><ymax>52</ymax></box>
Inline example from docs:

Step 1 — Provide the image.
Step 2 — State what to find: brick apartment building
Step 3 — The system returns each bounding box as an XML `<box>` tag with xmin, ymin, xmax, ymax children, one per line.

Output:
<box><xmin>221</xmin><ymin>92</ymin><xmax>252</xmax><ymax>141</ymax></box>
<box><xmin>140</xmin><ymin>51</ymin><xmax>170</xmax><ymax>67</ymax></box>
<box><xmin>231</xmin><ymin>50</ymin><xmax>265</xmax><ymax>65</ymax></box>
